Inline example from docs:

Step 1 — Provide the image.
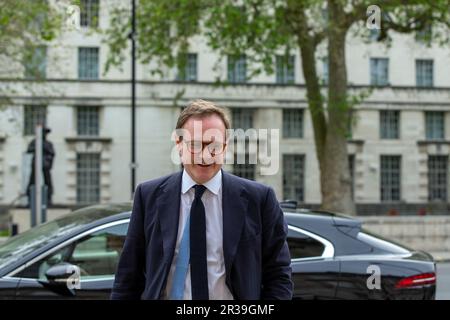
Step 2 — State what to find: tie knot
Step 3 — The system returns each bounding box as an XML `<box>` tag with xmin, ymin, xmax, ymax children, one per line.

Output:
<box><xmin>194</xmin><ymin>184</ymin><xmax>207</xmax><ymax>199</ymax></box>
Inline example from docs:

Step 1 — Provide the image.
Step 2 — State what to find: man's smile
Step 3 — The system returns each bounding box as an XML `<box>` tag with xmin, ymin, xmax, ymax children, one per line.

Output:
<box><xmin>197</xmin><ymin>163</ymin><xmax>213</xmax><ymax>167</ymax></box>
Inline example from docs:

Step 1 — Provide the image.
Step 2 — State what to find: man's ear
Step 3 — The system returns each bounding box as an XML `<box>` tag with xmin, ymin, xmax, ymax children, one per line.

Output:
<box><xmin>176</xmin><ymin>137</ymin><xmax>183</xmax><ymax>156</ymax></box>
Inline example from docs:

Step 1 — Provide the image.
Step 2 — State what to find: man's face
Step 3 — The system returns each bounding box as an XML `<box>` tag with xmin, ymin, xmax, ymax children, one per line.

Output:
<box><xmin>176</xmin><ymin>115</ymin><xmax>227</xmax><ymax>184</ymax></box>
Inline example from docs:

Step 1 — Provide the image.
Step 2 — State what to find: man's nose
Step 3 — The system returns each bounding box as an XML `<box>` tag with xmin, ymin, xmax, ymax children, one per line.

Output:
<box><xmin>201</xmin><ymin>147</ymin><xmax>215</xmax><ymax>164</ymax></box>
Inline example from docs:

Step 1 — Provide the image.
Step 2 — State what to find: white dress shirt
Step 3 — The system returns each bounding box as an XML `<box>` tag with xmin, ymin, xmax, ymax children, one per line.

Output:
<box><xmin>164</xmin><ymin>169</ymin><xmax>234</xmax><ymax>300</ymax></box>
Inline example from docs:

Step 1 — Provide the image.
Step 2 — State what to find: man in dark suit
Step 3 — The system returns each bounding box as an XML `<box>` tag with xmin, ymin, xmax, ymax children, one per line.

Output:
<box><xmin>111</xmin><ymin>100</ymin><xmax>292</xmax><ymax>300</ymax></box>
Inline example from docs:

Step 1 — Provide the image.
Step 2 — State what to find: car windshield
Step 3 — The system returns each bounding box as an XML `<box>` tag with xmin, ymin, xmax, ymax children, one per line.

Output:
<box><xmin>0</xmin><ymin>203</ymin><xmax>131</xmax><ymax>270</ymax></box>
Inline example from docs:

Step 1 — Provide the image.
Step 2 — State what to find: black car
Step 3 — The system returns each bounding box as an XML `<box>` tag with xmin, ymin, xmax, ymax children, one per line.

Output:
<box><xmin>0</xmin><ymin>203</ymin><xmax>436</xmax><ymax>300</ymax></box>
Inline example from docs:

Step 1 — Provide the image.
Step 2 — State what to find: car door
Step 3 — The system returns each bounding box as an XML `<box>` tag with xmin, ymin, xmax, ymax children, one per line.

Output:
<box><xmin>288</xmin><ymin>226</ymin><xmax>340</xmax><ymax>300</ymax></box>
<box><xmin>0</xmin><ymin>277</ymin><xmax>20</xmax><ymax>299</ymax></box>
<box><xmin>13</xmin><ymin>220</ymin><xmax>128</xmax><ymax>300</ymax></box>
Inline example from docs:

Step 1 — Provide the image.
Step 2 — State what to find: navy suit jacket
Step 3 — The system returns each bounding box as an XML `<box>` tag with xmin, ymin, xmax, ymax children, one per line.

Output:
<box><xmin>111</xmin><ymin>170</ymin><xmax>293</xmax><ymax>300</ymax></box>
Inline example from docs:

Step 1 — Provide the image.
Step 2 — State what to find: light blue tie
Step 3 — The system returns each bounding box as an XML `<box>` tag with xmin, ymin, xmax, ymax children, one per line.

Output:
<box><xmin>169</xmin><ymin>215</ymin><xmax>190</xmax><ymax>300</ymax></box>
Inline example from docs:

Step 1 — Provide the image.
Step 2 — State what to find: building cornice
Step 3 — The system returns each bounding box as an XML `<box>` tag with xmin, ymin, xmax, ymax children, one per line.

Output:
<box><xmin>1</xmin><ymin>78</ymin><xmax>450</xmax><ymax>91</ymax></box>
<box><xmin>65</xmin><ymin>136</ymin><xmax>113</xmax><ymax>143</ymax></box>
<box><xmin>417</xmin><ymin>140</ymin><xmax>450</xmax><ymax>146</ymax></box>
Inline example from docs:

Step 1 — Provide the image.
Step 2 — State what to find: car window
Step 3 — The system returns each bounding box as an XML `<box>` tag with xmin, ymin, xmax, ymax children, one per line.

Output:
<box><xmin>15</xmin><ymin>222</ymin><xmax>128</xmax><ymax>281</ymax></box>
<box><xmin>287</xmin><ymin>230</ymin><xmax>325</xmax><ymax>259</ymax></box>
<box><xmin>0</xmin><ymin>204</ymin><xmax>131</xmax><ymax>270</ymax></box>
<box><xmin>357</xmin><ymin>229</ymin><xmax>411</xmax><ymax>254</ymax></box>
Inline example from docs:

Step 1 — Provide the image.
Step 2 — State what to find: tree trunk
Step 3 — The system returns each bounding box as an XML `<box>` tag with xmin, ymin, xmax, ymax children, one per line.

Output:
<box><xmin>288</xmin><ymin>0</ymin><xmax>356</xmax><ymax>214</ymax></box>
<box><xmin>321</xmin><ymin>1</ymin><xmax>355</xmax><ymax>214</ymax></box>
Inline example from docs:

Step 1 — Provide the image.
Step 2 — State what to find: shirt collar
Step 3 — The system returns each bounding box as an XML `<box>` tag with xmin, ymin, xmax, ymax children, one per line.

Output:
<box><xmin>181</xmin><ymin>169</ymin><xmax>222</xmax><ymax>195</ymax></box>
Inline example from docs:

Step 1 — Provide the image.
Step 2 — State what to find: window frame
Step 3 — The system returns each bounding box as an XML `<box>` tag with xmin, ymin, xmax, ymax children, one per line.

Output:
<box><xmin>370</xmin><ymin>57</ymin><xmax>389</xmax><ymax>86</ymax></box>
<box><xmin>276</xmin><ymin>55</ymin><xmax>295</xmax><ymax>84</ymax></box>
<box><xmin>288</xmin><ymin>225</ymin><xmax>335</xmax><ymax>262</ymax></box>
<box><xmin>23</xmin><ymin>105</ymin><xmax>47</xmax><ymax>136</ymax></box>
<box><xmin>416</xmin><ymin>59</ymin><xmax>434</xmax><ymax>87</ymax></box>
<box><xmin>78</xmin><ymin>47</ymin><xmax>99</xmax><ymax>80</ymax></box>
<box><xmin>24</xmin><ymin>46</ymin><xmax>47</xmax><ymax>79</ymax></box>
<box><xmin>425</xmin><ymin>111</ymin><xmax>445</xmax><ymax>140</ymax></box>
<box><xmin>282</xmin><ymin>109</ymin><xmax>304</xmax><ymax>139</ymax></box>
<box><xmin>283</xmin><ymin>154</ymin><xmax>305</xmax><ymax>203</ymax></box>
<box><xmin>76</xmin><ymin>153</ymin><xmax>101</xmax><ymax>204</ymax></box>
<box><xmin>80</xmin><ymin>0</ymin><xmax>99</xmax><ymax>28</ymax></box>
<box><xmin>379</xmin><ymin>110</ymin><xmax>400</xmax><ymax>140</ymax></box>
<box><xmin>428</xmin><ymin>155</ymin><xmax>448</xmax><ymax>202</ymax></box>
<box><xmin>380</xmin><ymin>155</ymin><xmax>402</xmax><ymax>202</ymax></box>
<box><xmin>227</xmin><ymin>54</ymin><xmax>247</xmax><ymax>83</ymax></box>
<box><xmin>76</xmin><ymin>106</ymin><xmax>100</xmax><ymax>136</ymax></box>
<box><xmin>176</xmin><ymin>53</ymin><xmax>198</xmax><ymax>82</ymax></box>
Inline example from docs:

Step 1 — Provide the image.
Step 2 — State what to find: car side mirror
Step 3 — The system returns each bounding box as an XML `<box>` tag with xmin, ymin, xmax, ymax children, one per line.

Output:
<box><xmin>43</xmin><ymin>263</ymin><xmax>80</xmax><ymax>297</ymax></box>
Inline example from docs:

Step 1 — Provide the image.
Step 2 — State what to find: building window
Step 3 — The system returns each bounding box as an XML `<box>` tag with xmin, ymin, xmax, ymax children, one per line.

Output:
<box><xmin>425</xmin><ymin>111</ymin><xmax>444</xmax><ymax>140</ymax></box>
<box><xmin>346</xmin><ymin>110</ymin><xmax>354</xmax><ymax>139</ymax></box>
<box><xmin>232</xmin><ymin>108</ymin><xmax>255</xmax><ymax>179</ymax></box>
<box><xmin>349</xmin><ymin>154</ymin><xmax>355</xmax><ymax>200</ymax></box>
<box><xmin>283</xmin><ymin>154</ymin><xmax>305</xmax><ymax>202</ymax></box>
<box><xmin>276</xmin><ymin>55</ymin><xmax>295</xmax><ymax>84</ymax></box>
<box><xmin>232</xmin><ymin>108</ymin><xmax>253</xmax><ymax>130</ymax></box>
<box><xmin>322</xmin><ymin>57</ymin><xmax>329</xmax><ymax>85</ymax></box>
<box><xmin>380</xmin><ymin>110</ymin><xmax>399</xmax><ymax>139</ymax></box>
<box><xmin>78</xmin><ymin>47</ymin><xmax>99</xmax><ymax>79</ymax></box>
<box><xmin>415</xmin><ymin>25</ymin><xmax>432</xmax><ymax>43</ymax></box>
<box><xmin>416</xmin><ymin>59</ymin><xmax>433</xmax><ymax>87</ymax></box>
<box><xmin>80</xmin><ymin>0</ymin><xmax>99</xmax><ymax>28</ymax></box>
<box><xmin>233</xmin><ymin>161</ymin><xmax>256</xmax><ymax>180</ymax></box>
<box><xmin>370</xmin><ymin>58</ymin><xmax>389</xmax><ymax>86</ymax></box>
<box><xmin>77</xmin><ymin>106</ymin><xmax>99</xmax><ymax>136</ymax></box>
<box><xmin>228</xmin><ymin>55</ymin><xmax>246</xmax><ymax>83</ymax></box>
<box><xmin>380</xmin><ymin>155</ymin><xmax>401</xmax><ymax>202</ymax></box>
<box><xmin>428</xmin><ymin>155</ymin><xmax>448</xmax><ymax>201</ymax></box>
<box><xmin>76</xmin><ymin>153</ymin><xmax>100</xmax><ymax>204</ymax></box>
<box><xmin>24</xmin><ymin>105</ymin><xmax>47</xmax><ymax>136</ymax></box>
<box><xmin>176</xmin><ymin>53</ymin><xmax>197</xmax><ymax>82</ymax></box>
<box><xmin>283</xmin><ymin>109</ymin><xmax>303</xmax><ymax>138</ymax></box>
<box><xmin>24</xmin><ymin>46</ymin><xmax>47</xmax><ymax>79</ymax></box>
<box><xmin>369</xmin><ymin>29</ymin><xmax>381</xmax><ymax>42</ymax></box>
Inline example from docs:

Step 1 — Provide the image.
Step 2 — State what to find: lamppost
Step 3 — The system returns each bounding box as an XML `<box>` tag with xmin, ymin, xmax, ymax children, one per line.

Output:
<box><xmin>130</xmin><ymin>0</ymin><xmax>137</xmax><ymax>199</ymax></box>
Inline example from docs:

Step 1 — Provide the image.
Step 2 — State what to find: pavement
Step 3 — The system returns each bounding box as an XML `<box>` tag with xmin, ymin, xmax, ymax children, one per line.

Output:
<box><xmin>436</xmin><ymin>262</ymin><xmax>450</xmax><ymax>300</ymax></box>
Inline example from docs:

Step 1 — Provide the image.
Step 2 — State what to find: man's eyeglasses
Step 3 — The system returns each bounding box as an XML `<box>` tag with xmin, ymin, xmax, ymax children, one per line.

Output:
<box><xmin>183</xmin><ymin>140</ymin><xmax>226</xmax><ymax>154</ymax></box>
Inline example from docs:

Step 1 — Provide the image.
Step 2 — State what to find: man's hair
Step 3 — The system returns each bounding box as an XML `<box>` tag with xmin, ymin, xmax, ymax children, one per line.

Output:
<box><xmin>176</xmin><ymin>99</ymin><xmax>230</xmax><ymax>131</ymax></box>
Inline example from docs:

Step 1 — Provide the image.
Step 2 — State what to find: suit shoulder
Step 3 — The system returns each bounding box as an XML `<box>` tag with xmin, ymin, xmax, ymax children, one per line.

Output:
<box><xmin>137</xmin><ymin>172</ymin><xmax>180</xmax><ymax>195</ymax></box>
<box><xmin>225</xmin><ymin>171</ymin><xmax>271</xmax><ymax>194</ymax></box>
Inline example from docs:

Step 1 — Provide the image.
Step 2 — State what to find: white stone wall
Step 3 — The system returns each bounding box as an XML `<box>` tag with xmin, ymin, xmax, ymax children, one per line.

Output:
<box><xmin>361</xmin><ymin>216</ymin><xmax>450</xmax><ymax>259</ymax></box>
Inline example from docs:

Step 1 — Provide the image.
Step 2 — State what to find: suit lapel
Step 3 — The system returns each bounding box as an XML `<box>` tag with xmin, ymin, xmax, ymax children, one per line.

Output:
<box><xmin>157</xmin><ymin>171</ymin><xmax>183</xmax><ymax>262</ymax></box>
<box><xmin>222</xmin><ymin>170</ymin><xmax>248</xmax><ymax>279</ymax></box>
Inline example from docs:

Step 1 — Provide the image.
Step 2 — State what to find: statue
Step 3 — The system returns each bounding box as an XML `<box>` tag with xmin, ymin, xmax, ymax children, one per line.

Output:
<box><xmin>26</xmin><ymin>127</ymin><xmax>55</xmax><ymax>207</ymax></box>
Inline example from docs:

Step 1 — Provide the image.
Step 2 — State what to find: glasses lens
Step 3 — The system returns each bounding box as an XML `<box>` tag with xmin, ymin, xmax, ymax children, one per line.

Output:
<box><xmin>207</xmin><ymin>142</ymin><xmax>224</xmax><ymax>154</ymax></box>
<box><xmin>187</xmin><ymin>141</ymin><xmax>202</xmax><ymax>153</ymax></box>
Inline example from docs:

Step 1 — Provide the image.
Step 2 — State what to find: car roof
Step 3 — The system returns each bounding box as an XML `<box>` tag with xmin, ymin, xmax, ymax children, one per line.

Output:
<box><xmin>54</xmin><ymin>202</ymin><xmax>133</xmax><ymax>226</ymax></box>
<box><xmin>284</xmin><ymin>209</ymin><xmax>361</xmax><ymax>228</ymax></box>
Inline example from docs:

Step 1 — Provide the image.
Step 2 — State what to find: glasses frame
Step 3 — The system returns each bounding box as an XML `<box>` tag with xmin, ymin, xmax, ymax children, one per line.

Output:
<box><xmin>183</xmin><ymin>140</ymin><xmax>227</xmax><ymax>155</ymax></box>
